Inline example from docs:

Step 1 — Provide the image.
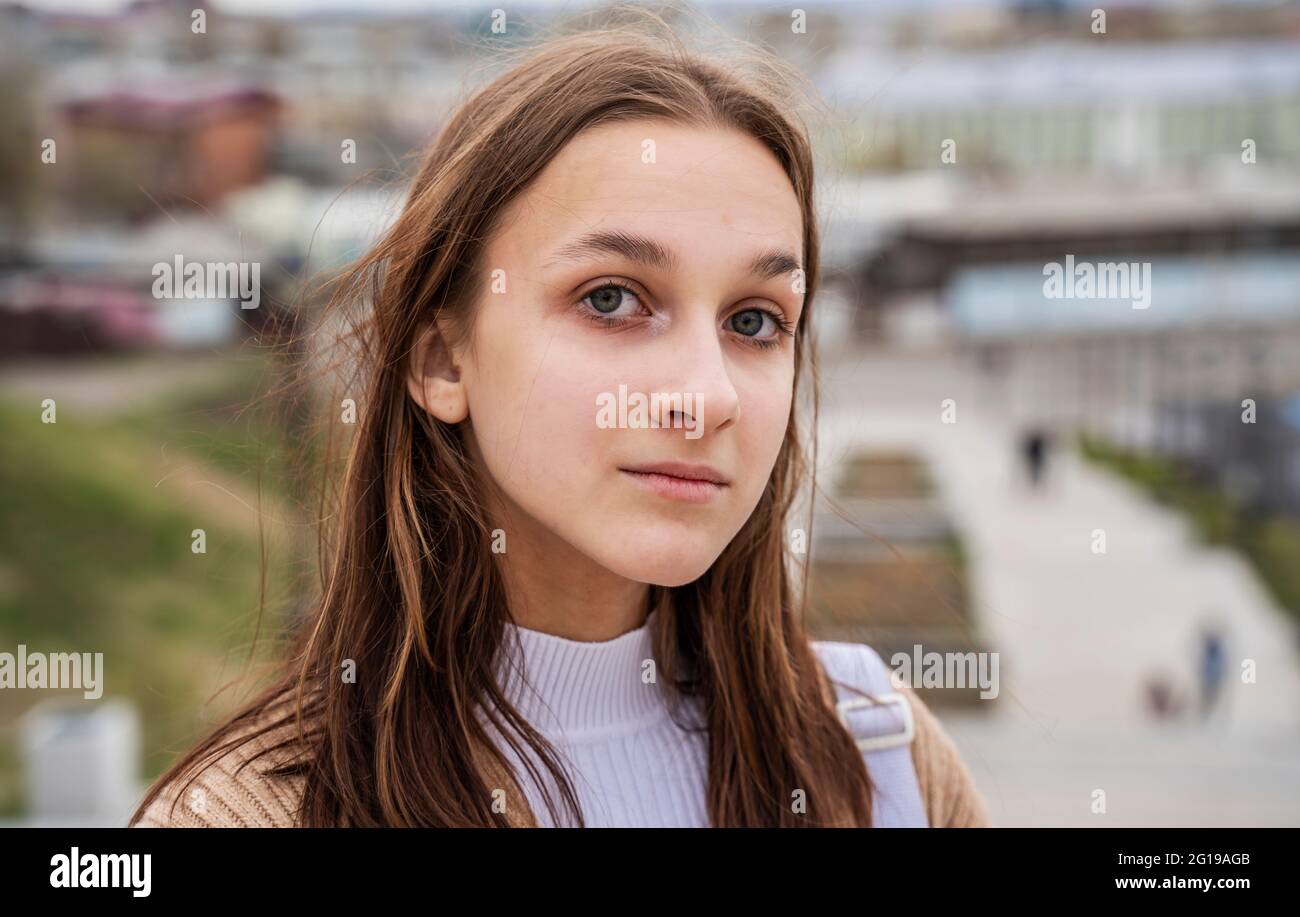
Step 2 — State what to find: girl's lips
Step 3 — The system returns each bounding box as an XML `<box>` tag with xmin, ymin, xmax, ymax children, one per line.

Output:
<box><xmin>620</xmin><ymin>469</ymin><xmax>727</xmax><ymax>504</ymax></box>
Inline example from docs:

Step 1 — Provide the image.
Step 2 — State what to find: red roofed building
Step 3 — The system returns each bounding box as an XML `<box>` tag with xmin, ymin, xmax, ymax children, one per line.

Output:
<box><xmin>61</xmin><ymin>81</ymin><xmax>281</xmax><ymax>218</ymax></box>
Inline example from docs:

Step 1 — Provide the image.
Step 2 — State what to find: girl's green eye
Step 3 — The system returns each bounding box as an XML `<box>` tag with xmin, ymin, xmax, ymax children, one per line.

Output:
<box><xmin>729</xmin><ymin>309</ymin><xmax>767</xmax><ymax>337</ymax></box>
<box><xmin>577</xmin><ymin>282</ymin><xmax>646</xmax><ymax>327</ymax></box>
<box><xmin>588</xmin><ymin>284</ymin><xmax>629</xmax><ymax>314</ymax></box>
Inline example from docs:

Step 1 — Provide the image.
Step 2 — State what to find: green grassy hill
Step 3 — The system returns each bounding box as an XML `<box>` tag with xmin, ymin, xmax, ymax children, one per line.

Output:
<box><xmin>0</xmin><ymin>353</ymin><xmax>308</xmax><ymax>816</ymax></box>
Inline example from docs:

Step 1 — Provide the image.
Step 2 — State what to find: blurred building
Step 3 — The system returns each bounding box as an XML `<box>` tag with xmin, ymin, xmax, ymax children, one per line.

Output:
<box><xmin>821</xmin><ymin>41</ymin><xmax>1300</xmax><ymax>177</ymax></box>
<box><xmin>60</xmin><ymin>81</ymin><xmax>282</xmax><ymax>219</ymax></box>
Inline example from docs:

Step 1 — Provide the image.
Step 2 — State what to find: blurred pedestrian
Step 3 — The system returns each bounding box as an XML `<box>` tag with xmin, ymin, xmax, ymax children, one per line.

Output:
<box><xmin>1020</xmin><ymin>427</ymin><xmax>1052</xmax><ymax>488</ymax></box>
<box><xmin>1144</xmin><ymin>670</ymin><xmax>1189</xmax><ymax>721</ymax></box>
<box><xmin>1197</xmin><ymin>625</ymin><xmax>1227</xmax><ymax>719</ymax></box>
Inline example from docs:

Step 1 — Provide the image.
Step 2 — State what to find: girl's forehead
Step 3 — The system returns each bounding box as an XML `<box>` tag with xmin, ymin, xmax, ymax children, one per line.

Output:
<box><xmin>533</xmin><ymin>120</ymin><xmax>792</xmax><ymax>201</ymax></box>
<box><xmin>495</xmin><ymin>121</ymin><xmax>804</xmax><ymax>262</ymax></box>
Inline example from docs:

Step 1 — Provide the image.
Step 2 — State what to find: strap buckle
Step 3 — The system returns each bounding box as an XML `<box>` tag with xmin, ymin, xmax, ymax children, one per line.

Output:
<box><xmin>836</xmin><ymin>692</ymin><xmax>915</xmax><ymax>752</ymax></box>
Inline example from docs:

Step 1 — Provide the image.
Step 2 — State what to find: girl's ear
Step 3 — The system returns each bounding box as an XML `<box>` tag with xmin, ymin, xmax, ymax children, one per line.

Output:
<box><xmin>406</xmin><ymin>322</ymin><xmax>468</xmax><ymax>423</ymax></box>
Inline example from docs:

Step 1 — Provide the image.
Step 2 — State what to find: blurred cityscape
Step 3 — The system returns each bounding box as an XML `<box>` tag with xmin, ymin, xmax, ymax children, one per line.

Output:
<box><xmin>1</xmin><ymin>0</ymin><xmax>1299</xmax><ymax>826</ymax></box>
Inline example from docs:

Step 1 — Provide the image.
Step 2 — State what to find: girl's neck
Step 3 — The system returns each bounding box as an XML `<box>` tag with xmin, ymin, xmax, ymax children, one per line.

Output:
<box><xmin>505</xmin><ymin>578</ymin><xmax>653</xmax><ymax>641</ymax></box>
<box><xmin>490</xmin><ymin>496</ymin><xmax>653</xmax><ymax>641</ymax></box>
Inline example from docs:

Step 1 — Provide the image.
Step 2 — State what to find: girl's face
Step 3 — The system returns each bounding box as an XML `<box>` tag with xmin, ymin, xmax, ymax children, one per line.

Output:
<box><xmin>418</xmin><ymin>119</ymin><xmax>805</xmax><ymax>588</ymax></box>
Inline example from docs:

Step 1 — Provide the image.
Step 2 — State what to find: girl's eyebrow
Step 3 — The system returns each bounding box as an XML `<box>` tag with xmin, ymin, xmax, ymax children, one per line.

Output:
<box><xmin>546</xmin><ymin>229</ymin><xmax>801</xmax><ymax>280</ymax></box>
<box><xmin>549</xmin><ymin>230</ymin><xmax>676</xmax><ymax>271</ymax></box>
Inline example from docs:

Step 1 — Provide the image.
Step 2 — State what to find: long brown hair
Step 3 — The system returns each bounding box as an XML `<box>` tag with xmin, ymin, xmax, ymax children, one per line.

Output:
<box><xmin>131</xmin><ymin>9</ymin><xmax>875</xmax><ymax>828</ymax></box>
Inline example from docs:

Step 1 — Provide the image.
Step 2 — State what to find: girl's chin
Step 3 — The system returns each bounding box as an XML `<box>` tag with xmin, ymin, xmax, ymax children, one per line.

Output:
<box><xmin>591</xmin><ymin>540</ymin><xmax>724</xmax><ymax>588</ymax></box>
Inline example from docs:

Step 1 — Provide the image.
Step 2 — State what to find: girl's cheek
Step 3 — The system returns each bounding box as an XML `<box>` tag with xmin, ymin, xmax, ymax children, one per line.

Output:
<box><xmin>494</xmin><ymin>358</ymin><xmax>607</xmax><ymax>485</ymax></box>
<box><xmin>534</xmin><ymin>334</ymin><xmax>640</xmax><ymax>436</ymax></box>
<box><xmin>738</xmin><ymin>376</ymin><xmax>794</xmax><ymax>469</ymax></box>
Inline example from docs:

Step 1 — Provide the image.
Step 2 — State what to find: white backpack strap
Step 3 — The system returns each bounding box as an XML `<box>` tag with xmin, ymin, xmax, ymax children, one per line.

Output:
<box><xmin>815</xmin><ymin>641</ymin><xmax>929</xmax><ymax>827</ymax></box>
<box><xmin>836</xmin><ymin>690</ymin><xmax>915</xmax><ymax>752</ymax></box>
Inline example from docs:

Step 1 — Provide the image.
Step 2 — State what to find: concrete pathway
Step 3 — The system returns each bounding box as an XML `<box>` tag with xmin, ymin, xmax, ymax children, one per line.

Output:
<box><xmin>817</xmin><ymin>344</ymin><xmax>1300</xmax><ymax>826</ymax></box>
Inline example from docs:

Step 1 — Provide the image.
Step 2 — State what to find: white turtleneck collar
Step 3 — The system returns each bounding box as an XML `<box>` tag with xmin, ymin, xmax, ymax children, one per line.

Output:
<box><xmin>492</xmin><ymin>607</ymin><xmax>669</xmax><ymax>741</ymax></box>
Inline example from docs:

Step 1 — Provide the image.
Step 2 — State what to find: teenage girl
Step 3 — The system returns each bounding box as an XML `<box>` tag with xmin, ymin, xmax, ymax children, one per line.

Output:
<box><xmin>132</xmin><ymin>18</ymin><xmax>989</xmax><ymax>829</ymax></box>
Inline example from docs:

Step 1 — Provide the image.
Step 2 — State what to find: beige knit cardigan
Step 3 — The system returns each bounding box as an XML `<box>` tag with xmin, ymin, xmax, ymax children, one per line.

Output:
<box><xmin>133</xmin><ymin>680</ymin><xmax>990</xmax><ymax>828</ymax></box>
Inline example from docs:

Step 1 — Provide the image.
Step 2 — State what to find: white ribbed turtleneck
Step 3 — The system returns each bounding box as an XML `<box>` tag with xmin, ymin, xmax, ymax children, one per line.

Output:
<box><xmin>480</xmin><ymin>609</ymin><xmax>925</xmax><ymax>827</ymax></box>
<box><xmin>484</xmin><ymin>606</ymin><xmax>711</xmax><ymax>827</ymax></box>
<box><xmin>494</xmin><ymin>607</ymin><xmax>672</xmax><ymax>741</ymax></box>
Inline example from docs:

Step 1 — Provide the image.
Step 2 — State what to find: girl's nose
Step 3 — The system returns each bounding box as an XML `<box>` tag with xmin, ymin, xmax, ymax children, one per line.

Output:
<box><xmin>651</xmin><ymin>319</ymin><xmax>741</xmax><ymax>435</ymax></box>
